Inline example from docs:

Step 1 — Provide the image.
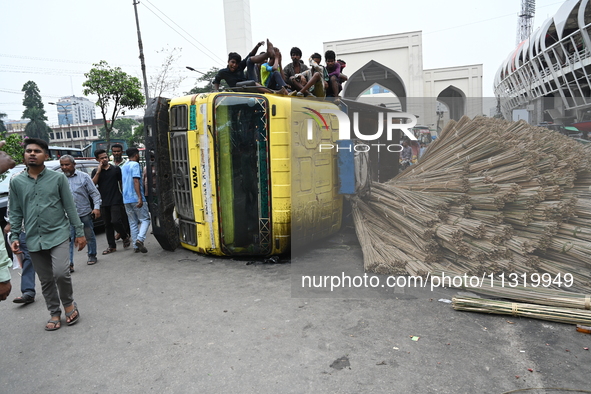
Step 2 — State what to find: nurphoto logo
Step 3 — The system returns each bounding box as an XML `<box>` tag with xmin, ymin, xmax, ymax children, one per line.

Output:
<box><xmin>304</xmin><ymin>107</ymin><xmax>418</xmax><ymax>152</ymax></box>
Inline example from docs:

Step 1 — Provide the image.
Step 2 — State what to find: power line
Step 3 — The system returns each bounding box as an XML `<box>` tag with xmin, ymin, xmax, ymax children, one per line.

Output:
<box><xmin>140</xmin><ymin>0</ymin><xmax>225</xmax><ymax>66</ymax></box>
<box><xmin>423</xmin><ymin>1</ymin><xmax>563</xmax><ymax>35</ymax></box>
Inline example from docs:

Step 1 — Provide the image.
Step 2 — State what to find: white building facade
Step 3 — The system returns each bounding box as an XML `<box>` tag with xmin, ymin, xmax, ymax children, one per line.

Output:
<box><xmin>324</xmin><ymin>31</ymin><xmax>483</xmax><ymax>129</ymax></box>
<box><xmin>54</xmin><ymin>96</ymin><xmax>96</xmax><ymax>126</ymax></box>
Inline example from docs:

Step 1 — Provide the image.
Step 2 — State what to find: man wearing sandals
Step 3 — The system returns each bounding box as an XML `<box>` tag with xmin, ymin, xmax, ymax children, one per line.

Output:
<box><xmin>59</xmin><ymin>155</ymin><xmax>102</xmax><ymax>270</ymax></box>
<box><xmin>8</xmin><ymin>139</ymin><xmax>86</xmax><ymax>330</ymax></box>
<box><xmin>92</xmin><ymin>149</ymin><xmax>132</xmax><ymax>255</ymax></box>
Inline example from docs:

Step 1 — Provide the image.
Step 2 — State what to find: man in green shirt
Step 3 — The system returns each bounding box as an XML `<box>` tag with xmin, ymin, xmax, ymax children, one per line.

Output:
<box><xmin>0</xmin><ymin>141</ymin><xmax>16</xmax><ymax>302</ymax></box>
<box><xmin>9</xmin><ymin>138</ymin><xmax>86</xmax><ymax>331</ymax></box>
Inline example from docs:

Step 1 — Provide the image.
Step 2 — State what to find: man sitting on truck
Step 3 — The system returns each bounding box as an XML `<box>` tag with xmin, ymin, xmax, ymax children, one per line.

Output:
<box><xmin>259</xmin><ymin>47</ymin><xmax>290</xmax><ymax>95</ymax></box>
<box><xmin>325</xmin><ymin>50</ymin><xmax>347</xmax><ymax>98</ymax></box>
<box><xmin>213</xmin><ymin>40</ymin><xmax>272</xmax><ymax>91</ymax></box>
<box><xmin>290</xmin><ymin>53</ymin><xmax>328</xmax><ymax>98</ymax></box>
<box><xmin>283</xmin><ymin>47</ymin><xmax>309</xmax><ymax>91</ymax></box>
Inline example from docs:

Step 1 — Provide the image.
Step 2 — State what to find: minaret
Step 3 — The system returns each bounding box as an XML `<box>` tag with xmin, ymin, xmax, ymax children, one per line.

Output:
<box><xmin>223</xmin><ymin>0</ymin><xmax>253</xmax><ymax>57</ymax></box>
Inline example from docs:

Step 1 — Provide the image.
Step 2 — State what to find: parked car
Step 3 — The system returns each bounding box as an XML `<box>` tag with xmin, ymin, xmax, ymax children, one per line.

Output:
<box><xmin>0</xmin><ymin>158</ymin><xmax>104</xmax><ymax>232</ymax></box>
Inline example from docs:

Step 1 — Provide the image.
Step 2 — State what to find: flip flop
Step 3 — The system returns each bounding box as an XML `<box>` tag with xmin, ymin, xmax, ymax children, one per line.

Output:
<box><xmin>45</xmin><ymin>319</ymin><xmax>61</xmax><ymax>331</ymax></box>
<box><xmin>66</xmin><ymin>302</ymin><xmax>80</xmax><ymax>326</ymax></box>
<box><xmin>102</xmin><ymin>248</ymin><xmax>116</xmax><ymax>255</ymax></box>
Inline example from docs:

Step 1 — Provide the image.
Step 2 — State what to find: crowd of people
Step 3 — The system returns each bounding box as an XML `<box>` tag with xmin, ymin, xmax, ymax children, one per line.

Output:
<box><xmin>213</xmin><ymin>39</ymin><xmax>348</xmax><ymax>98</ymax></box>
<box><xmin>0</xmin><ymin>139</ymin><xmax>150</xmax><ymax>331</ymax></box>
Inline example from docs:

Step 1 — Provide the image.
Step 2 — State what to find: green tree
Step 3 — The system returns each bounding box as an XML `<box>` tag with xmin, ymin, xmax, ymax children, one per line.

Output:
<box><xmin>99</xmin><ymin>118</ymin><xmax>139</xmax><ymax>143</ymax></box>
<box><xmin>21</xmin><ymin>81</ymin><xmax>50</xmax><ymax>142</ymax></box>
<box><xmin>0</xmin><ymin>112</ymin><xmax>7</xmax><ymax>135</ymax></box>
<box><xmin>22</xmin><ymin>81</ymin><xmax>46</xmax><ymax>120</ymax></box>
<box><xmin>131</xmin><ymin>123</ymin><xmax>145</xmax><ymax>147</ymax></box>
<box><xmin>0</xmin><ymin>133</ymin><xmax>24</xmax><ymax>181</ymax></box>
<box><xmin>1</xmin><ymin>133</ymin><xmax>24</xmax><ymax>164</ymax></box>
<box><xmin>186</xmin><ymin>67</ymin><xmax>224</xmax><ymax>94</ymax></box>
<box><xmin>82</xmin><ymin>60</ymin><xmax>145</xmax><ymax>152</ymax></box>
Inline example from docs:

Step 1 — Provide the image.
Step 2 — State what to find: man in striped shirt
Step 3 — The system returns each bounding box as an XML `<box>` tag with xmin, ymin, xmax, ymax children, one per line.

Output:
<box><xmin>60</xmin><ymin>155</ymin><xmax>102</xmax><ymax>269</ymax></box>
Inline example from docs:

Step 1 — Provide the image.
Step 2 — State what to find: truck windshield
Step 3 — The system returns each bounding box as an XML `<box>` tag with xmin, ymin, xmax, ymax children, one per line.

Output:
<box><xmin>214</xmin><ymin>95</ymin><xmax>271</xmax><ymax>255</ymax></box>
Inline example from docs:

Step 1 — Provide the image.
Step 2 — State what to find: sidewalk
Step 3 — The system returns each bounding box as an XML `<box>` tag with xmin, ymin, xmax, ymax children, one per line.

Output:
<box><xmin>1</xmin><ymin>230</ymin><xmax>589</xmax><ymax>393</ymax></box>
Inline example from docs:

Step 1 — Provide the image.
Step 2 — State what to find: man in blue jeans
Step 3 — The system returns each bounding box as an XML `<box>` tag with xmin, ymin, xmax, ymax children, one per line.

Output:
<box><xmin>8</xmin><ymin>232</ymin><xmax>35</xmax><ymax>304</ymax></box>
<box><xmin>121</xmin><ymin>147</ymin><xmax>150</xmax><ymax>253</ymax></box>
<box><xmin>59</xmin><ymin>155</ymin><xmax>102</xmax><ymax>270</ymax></box>
<box><xmin>5</xmin><ymin>167</ymin><xmax>36</xmax><ymax>304</ymax></box>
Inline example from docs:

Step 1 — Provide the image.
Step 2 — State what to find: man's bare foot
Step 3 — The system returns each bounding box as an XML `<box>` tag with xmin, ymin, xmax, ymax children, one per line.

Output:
<box><xmin>65</xmin><ymin>303</ymin><xmax>79</xmax><ymax>325</ymax></box>
<box><xmin>45</xmin><ymin>317</ymin><xmax>61</xmax><ymax>331</ymax></box>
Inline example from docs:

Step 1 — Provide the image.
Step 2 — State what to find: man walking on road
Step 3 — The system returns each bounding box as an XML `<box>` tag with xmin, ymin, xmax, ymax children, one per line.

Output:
<box><xmin>60</xmin><ymin>155</ymin><xmax>102</xmax><ymax>269</ymax></box>
<box><xmin>122</xmin><ymin>147</ymin><xmax>150</xmax><ymax>253</ymax></box>
<box><xmin>92</xmin><ymin>149</ymin><xmax>131</xmax><ymax>255</ymax></box>
<box><xmin>0</xmin><ymin>141</ymin><xmax>16</xmax><ymax>302</ymax></box>
<box><xmin>110</xmin><ymin>143</ymin><xmax>130</xmax><ymax>242</ymax></box>
<box><xmin>8</xmin><ymin>138</ymin><xmax>86</xmax><ymax>330</ymax></box>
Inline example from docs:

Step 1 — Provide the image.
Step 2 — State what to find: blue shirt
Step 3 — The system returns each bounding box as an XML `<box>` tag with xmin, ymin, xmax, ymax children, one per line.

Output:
<box><xmin>121</xmin><ymin>161</ymin><xmax>146</xmax><ymax>204</ymax></box>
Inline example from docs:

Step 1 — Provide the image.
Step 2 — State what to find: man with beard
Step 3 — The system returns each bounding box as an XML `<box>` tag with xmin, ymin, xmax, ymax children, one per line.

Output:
<box><xmin>9</xmin><ymin>138</ymin><xmax>86</xmax><ymax>330</ymax></box>
<box><xmin>92</xmin><ymin>149</ymin><xmax>131</xmax><ymax>255</ymax></box>
<box><xmin>110</xmin><ymin>144</ymin><xmax>130</xmax><ymax>241</ymax></box>
<box><xmin>60</xmin><ymin>155</ymin><xmax>102</xmax><ymax>269</ymax></box>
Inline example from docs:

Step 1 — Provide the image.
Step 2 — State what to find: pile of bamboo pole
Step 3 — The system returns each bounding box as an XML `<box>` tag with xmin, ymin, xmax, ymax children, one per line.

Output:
<box><xmin>353</xmin><ymin>117</ymin><xmax>591</xmax><ymax>293</ymax></box>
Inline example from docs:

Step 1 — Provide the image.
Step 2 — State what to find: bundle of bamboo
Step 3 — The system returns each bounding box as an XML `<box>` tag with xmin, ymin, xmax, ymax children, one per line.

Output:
<box><xmin>452</xmin><ymin>296</ymin><xmax>591</xmax><ymax>325</ymax></box>
<box><xmin>354</xmin><ymin>117</ymin><xmax>591</xmax><ymax>295</ymax></box>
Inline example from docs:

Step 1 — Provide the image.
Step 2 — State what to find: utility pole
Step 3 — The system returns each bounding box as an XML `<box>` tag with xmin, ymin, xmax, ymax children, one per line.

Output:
<box><xmin>133</xmin><ymin>0</ymin><xmax>150</xmax><ymax>103</ymax></box>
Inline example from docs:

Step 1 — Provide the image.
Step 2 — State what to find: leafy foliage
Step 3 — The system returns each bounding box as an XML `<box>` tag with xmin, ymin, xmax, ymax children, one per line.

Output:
<box><xmin>1</xmin><ymin>133</ymin><xmax>25</xmax><ymax>165</ymax></box>
<box><xmin>82</xmin><ymin>60</ymin><xmax>145</xmax><ymax>151</ymax></box>
<box><xmin>99</xmin><ymin>118</ymin><xmax>141</xmax><ymax>147</ymax></box>
<box><xmin>0</xmin><ymin>112</ymin><xmax>7</xmax><ymax>134</ymax></box>
<box><xmin>21</xmin><ymin>81</ymin><xmax>50</xmax><ymax>142</ymax></box>
<box><xmin>22</xmin><ymin>81</ymin><xmax>46</xmax><ymax>120</ymax></box>
<box><xmin>186</xmin><ymin>67</ymin><xmax>224</xmax><ymax>94</ymax></box>
<box><xmin>131</xmin><ymin>123</ymin><xmax>145</xmax><ymax>147</ymax></box>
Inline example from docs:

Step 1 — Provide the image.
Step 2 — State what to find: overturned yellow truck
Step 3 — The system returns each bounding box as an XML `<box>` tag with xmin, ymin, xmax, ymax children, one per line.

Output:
<box><xmin>144</xmin><ymin>92</ymin><xmax>411</xmax><ymax>256</ymax></box>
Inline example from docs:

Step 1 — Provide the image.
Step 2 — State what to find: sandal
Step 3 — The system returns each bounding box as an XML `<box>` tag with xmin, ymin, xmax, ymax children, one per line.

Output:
<box><xmin>123</xmin><ymin>237</ymin><xmax>131</xmax><ymax>249</ymax></box>
<box><xmin>102</xmin><ymin>248</ymin><xmax>116</xmax><ymax>255</ymax></box>
<box><xmin>66</xmin><ymin>302</ymin><xmax>80</xmax><ymax>326</ymax></box>
<box><xmin>45</xmin><ymin>318</ymin><xmax>61</xmax><ymax>331</ymax></box>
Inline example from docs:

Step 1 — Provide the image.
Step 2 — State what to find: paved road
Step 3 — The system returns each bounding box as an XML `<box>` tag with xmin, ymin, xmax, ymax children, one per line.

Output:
<box><xmin>1</xmin><ymin>229</ymin><xmax>590</xmax><ymax>393</ymax></box>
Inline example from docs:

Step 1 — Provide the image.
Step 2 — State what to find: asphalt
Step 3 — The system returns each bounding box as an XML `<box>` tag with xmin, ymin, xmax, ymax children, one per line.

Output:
<box><xmin>1</xmin><ymin>227</ymin><xmax>590</xmax><ymax>394</ymax></box>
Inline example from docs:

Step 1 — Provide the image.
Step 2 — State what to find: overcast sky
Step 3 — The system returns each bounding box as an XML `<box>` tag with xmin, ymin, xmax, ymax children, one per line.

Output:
<box><xmin>0</xmin><ymin>0</ymin><xmax>566</xmax><ymax>124</ymax></box>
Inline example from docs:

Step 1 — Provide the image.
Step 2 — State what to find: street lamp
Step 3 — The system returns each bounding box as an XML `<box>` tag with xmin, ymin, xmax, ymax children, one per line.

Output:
<box><xmin>49</xmin><ymin>102</ymin><xmax>78</xmax><ymax>147</ymax></box>
<box><xmin>186</xmin><ymin>66</ymin><xmax>205</xmax><ymax>76</ymax></box>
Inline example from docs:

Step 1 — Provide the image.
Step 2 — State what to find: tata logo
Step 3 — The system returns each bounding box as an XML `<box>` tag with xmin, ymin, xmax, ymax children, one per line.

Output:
<box><xmin>192</xmin><ymin>166</ymin><xmax>198</xmax><ymax>188</ymax></box>
<box><xmin>304</xmin><ymin>107</ymin><xmax>418</xmax><ymax>142</ymax></box>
